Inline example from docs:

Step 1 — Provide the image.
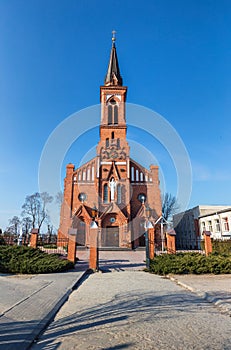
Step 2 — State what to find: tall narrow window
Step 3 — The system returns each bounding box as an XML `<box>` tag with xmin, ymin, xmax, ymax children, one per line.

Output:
<box><xmin>223</xmin><ymin>217</ymin><xmax>229</xmax><ymax>231</ymax></box>
<box><xmin>91</xmin><ymin>166</ymin><xmax>94</xmax><ymax>181</ymax></box>
<box><xmin>140</xmin><ymin>172</ymin><xmax>143</xmax><ymax>181</ymax></box>
<box><xmin>117</xmin><ymin>184</ymin><xmax>121</xmax><ymax>204</ymax></box>
<box><xmin>131</xmin><ymin>167</ymin><xmax>134</xmax><ymax>181</ymax></box>
<box><xmin>136</xmin><ymin>169</ymin><xmax>139</xmax><ymax>181</ymax></box>
<box><xmin>106</xmin><ymin>138</ymin><xmax>109</xmax><ymax>147</ymax></box>
<box><xmin>215</xmin><ymin>219</ymin><xmax>220</xmax><ymax>232</ymax></box>
<box><xmin>117</xmin><ymin>138</ymin><xmax>120</xmax><ymax>148</ymax></box>
<box><xmin>107</xmin><ymin>99</ymin><xmax>119</xmax><ymax>125</ymax></box>
<box><xmin>208</xmin><ymin>220</ymin><xmax>213</xmax><ymax>232</ymax></box>
<box><xmin>103</xmin><ymin>184</ymin><xmax>108</xmax><ymax>203</ymax></box>
<box><xmin>108</xmin><ymin>105</ymin><xmax>112</xmax><ymax>125</ymax></box>
<box><xmin>87</xmin><ymin>168</ymin><xmax>90</xmax><ymax>181</ymax></box>
<box><xmin>114</xmin><ymin>106</ymin><xmax>118</xmax><ymax>124</ymax></box>
<box><xmin>111</xmin><ymin>131</ymin><xmax>115</xmax><ymax>139</ymax></box>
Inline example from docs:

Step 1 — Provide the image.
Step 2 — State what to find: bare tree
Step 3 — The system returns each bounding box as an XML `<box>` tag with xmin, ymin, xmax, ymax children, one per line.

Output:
<box><xmin>21</xmin><ymin>192</ymin><xmax>53</xmax><ymax>233</ymax></box>
<box><xmin>162</xmin><ymin>193</ymin><xmax>179</xmax><ymax>222</ymax></box>
<box><xmin>22</xmin><ymin>216</ymin><xmax>32</xmax><ymax>235</ymax></box>
<box><xmin>8</xmin><ymin>216</ymin><xmax>21</xmax><ymax>235</ymax></box>
<box><xmin>55</xmin><ymin>191</ymin><xmax>63</xmax><ymax>208</ymax></box>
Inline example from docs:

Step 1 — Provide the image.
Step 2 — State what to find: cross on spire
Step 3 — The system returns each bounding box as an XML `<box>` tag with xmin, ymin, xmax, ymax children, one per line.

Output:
<box><xmin>112</xmin><ymin>30</ymin><xmax>116</xmax><ymax>44</ymax></box>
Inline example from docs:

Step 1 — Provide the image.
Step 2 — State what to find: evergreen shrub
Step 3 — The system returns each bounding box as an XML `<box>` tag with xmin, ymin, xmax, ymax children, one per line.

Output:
<box><xmin>149</xmin><ymin>252</ymin><xmax>231</xmax><ymax>275</ymax></box>
<box><xmin>0</xmin><ymin>245</ymin><xmax>74</xmax><ymax>274</ymax></box>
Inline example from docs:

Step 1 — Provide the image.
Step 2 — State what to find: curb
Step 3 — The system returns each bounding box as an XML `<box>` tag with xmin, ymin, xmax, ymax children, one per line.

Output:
<box><xmin>167</xmin><ymin>275</ymin><xmax>231</xmax><ymax>317</ymax></box>
<box><xmin>27</xmin><ymin>270</ymin><xmax>90</xmax><ymax>349</ymax></box>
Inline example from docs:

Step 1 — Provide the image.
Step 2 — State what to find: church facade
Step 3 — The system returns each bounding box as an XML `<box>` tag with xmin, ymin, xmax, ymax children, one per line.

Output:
<box><xmin>58</xmin><ymin>37</ymin><xmax>162</xmax><ymax>249</ymax></box>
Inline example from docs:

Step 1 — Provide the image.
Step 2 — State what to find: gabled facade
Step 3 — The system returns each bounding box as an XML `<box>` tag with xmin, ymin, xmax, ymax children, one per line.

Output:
<box><xmin>58</xmin><ymin>37</ymin><xmax>161</xmax><ymax>248</ymax></box>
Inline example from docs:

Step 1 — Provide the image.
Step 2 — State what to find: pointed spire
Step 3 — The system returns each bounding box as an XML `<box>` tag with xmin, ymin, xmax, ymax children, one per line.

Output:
<box><xmin>104</xmin><ymin>30</ymin><xmax>123</xmax><ymax>86</ymax></box>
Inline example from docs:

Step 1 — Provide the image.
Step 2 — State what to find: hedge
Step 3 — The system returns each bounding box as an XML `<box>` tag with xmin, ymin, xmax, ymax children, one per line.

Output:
<box><xmin>149</xmin><ymin>252</ymin><xmax>231</xmax><ymax>275</ymax></box>
<box><xmin>0</xmin><ymin>245</ymin><xmax>74</xmax><ymax>274</ymax></box>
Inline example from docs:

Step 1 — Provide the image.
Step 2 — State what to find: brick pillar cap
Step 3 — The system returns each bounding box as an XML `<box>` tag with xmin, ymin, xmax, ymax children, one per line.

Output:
<box><xmin>150</xmin><ymin>164</ymin><xmax>159</xmax><ymax>170</ymax></box>
<box><xmin>166</xmin><ymin>229</ymin><xmax>176</xmax><ymax>236</ymax></box>
<box><xmin>203</xmin><ymin>230</ymin><xmax>211</xmax><ymax>236</ymax></box>
<box><xmin>66</xmin><ymin>163</ymin><xmax>75</xmax><ymax>169</ymax></box>
<box><xmin>31</xmin><ymin>229</ymin><xmax>39</xmax><ymax>234</ymax></box>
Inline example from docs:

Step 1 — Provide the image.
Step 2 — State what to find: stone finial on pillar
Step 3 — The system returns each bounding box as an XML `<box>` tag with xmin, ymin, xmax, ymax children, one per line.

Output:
<box><xmin>203</xmin><ymin>231</ymin><xmax>212</xmax><ymax>256</ymax></box>
<box><xmin>89</xmin><ymin>221</ymin><xmax>98</xmax><ymax>271</ymax></box>
<box><xmin>30</xmin><ymin>229</ymin><xmax>39</xmax><ymax>248</ymax></box>
<box><xmin>166</xmin><ymin>228</ymin><xmax>176</xmax><ymax>254</ymax></box>
<box><xmin>67</xmin><ymin>228</ymin><xmax>77</xmax><ymax>263</ymax></box>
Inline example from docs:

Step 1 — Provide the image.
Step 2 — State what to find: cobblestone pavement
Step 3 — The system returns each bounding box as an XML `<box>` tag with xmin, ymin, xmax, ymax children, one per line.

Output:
<box><xmin>32</xmin><ymin>271</ymin><xmax>231</xmax><ymax>350</ymax></box>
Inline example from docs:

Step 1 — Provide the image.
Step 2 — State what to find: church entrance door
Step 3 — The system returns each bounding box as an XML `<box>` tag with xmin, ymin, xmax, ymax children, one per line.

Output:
<box><xmin>105</xmin><ymin>226</ymin><xmax>119</xmax><ymax>247</ymax></box>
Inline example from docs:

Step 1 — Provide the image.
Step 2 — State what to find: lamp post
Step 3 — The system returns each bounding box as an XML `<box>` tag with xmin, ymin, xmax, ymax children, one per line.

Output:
<box><xmin>145</xmin><ymin>206</ymin><xmax>152</xmax><ymax>269</ymax></box>
<box><xmin>89</xmin><ymin>205</ymin><xmax>99</xmax><ymax>271</ymax></box>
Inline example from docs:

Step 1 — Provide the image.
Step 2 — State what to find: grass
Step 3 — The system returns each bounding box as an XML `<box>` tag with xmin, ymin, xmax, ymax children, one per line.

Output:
<box><xmin>0</xmin><ymin>245</ymin><xmax>74</xmax><ymax>274</ymax></box>
<box><xmin>149</xmin><ymin>252</ymin><xmax>231</xmax><ymax>275</ymax></box>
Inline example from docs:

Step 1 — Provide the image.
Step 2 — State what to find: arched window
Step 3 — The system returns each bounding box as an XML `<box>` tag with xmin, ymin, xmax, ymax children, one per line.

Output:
<box><xmin>78</xmin><ymin>172</ymin><xmax>81</xmax><ymax>181</ymax></box>
<box><xmin>106</xmin><ymin>138</ymin><xmax>109</xmax><ymax>147</ymax></box>
<box><xmin>117</xmin><ymin>184</ymin><xmax>121</xmax><ymax>204</ymax></box>
<box><xmin>107</xmin><ymin>99</ymin><xmax>119</xmax><ymax>125</ymax></box>
<box><xmin>83</xmin><ymin>171</ymin><xmax>86</xmax><ymax>181</ymax></box>
<box><xmin>136</xmin><ymin>169</ymin><xmax>139</xmax><ymax>181</ymax></box>
<box><xmin>140</xmin><ymin>172</ymin><xmax>143</xmax><ymax>182</ymax></box>
<box><xmin>87</xmin><ymin>168</ymin><xmax>90</xmax><ymax>181</ymax></box>
<box><xmin>131</xmin><ymin>167</ymin><xmax>134</xmax><ymax>181</ymax></box>
<box><xmin>111</xmin><ymin>131</ymin><xmax>114</xmax><ymax>139</ymax></box>
<box><xmin>108</xmin><ymin>105</ymin><xmax>112</xmax><ymax>125</ymax></box>
<box><xmin>117</xmin><ymin>138</ymin><xmax>120</xmax><ymax>148</ymax></box>
<box><xmin>114</xmin><ymin>106</ymin><xmax>118</xmax><ymax>124</ymax></box>
<box><xmin>103</xmin><ymin>184</ymin><xmax>108</xmax><ymax>203</ymax></box>
<box><xmin>91</xmin><ymin>166</ymin><xmax>94</xmax><ymax>181</ymax></box>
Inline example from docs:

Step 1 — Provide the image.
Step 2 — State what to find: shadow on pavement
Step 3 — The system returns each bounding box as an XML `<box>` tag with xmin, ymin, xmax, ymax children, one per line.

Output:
<box><xmin>32</xmin><ymin>290</ymin><xmax>213</xmax><ymax>349</ymax></box>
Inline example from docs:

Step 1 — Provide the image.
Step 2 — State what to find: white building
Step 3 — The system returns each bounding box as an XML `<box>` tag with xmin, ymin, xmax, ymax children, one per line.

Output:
<box><xmin>199</xmin><ymin>208</ymin><xmax>231</xmax><ymax>240</ymax></box>
<box><xmin>173</xmin><ymin>205</ymin><xmax>230</xmax><ymax>249</ymax></box>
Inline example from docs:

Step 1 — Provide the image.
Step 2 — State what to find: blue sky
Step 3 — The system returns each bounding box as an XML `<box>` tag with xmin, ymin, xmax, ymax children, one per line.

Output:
<box><xmin>0</xmin><ymin>0</ymin><xmax>231</xmax><ymax>230</ymax></box>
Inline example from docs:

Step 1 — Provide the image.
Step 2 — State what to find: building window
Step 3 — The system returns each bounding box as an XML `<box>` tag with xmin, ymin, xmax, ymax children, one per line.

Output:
<box><xmin>78</xmin><ymin>172</ymin><xmax>81</xmax><ymax>181</ymax></box>
<box><xmin>117</xmin><ymin>138</ymin><xmax>120</xmax><ymax>148</ymax></box>
<box><xmin>87</xmin><ymin>168</ymin><xmax>90</xmax><ymax>181</ymax></box>
<box><xmin>223</xmin><ymin>217</ymin><xmax>229</xmax><ymax>231</ymax></box>
<box><xmin>117</xmin><ymin>184</ymin><xmax>121</xmax><ymax>204</ymax></box>
<box><xmin>108</xmin><ymin>105</ymin><xmax>112</xmax><ymax>125</ymax></box>
<box><xmin>114</xmin><ymin>106</ymin><xmax>118</xmax><ymax>124</ymax></box>
<box><xmin>136</xmin><ymin>169</ymin><xmax>139</xmax><ymax>181</ymax></box>
<box><xmin>103</xmin><ymin>184</ymin><xmax>108</xmax><ymax>203</ymax></box>
<box><xmin>140</xmin><ymin>172</ymin><xmax>143</xmax><ymax>181</ymax></box>
<box><xmin>107</xmin><ymin>99</ymin><xmax>118</xmax><ymax>125</ymax></box>
<box><xmin>83</xmin><ymin>171</ymin><xmax>86</xmax><ymax>181</ymax></box>
<box><xmin>131</xmin><ymin>167</ymin><xmax>134</xmax><ymax>181</ymax></box>
<box><xmin>208</xmin><ymin>220</ymin><xmax>213</xmax><ymax>232</ymax></box>
<box><xmin>111</xmin><ymin>131</ymin><xmax>115</xmax><ymax>139</ymax></box>
<box><xmin>91</xmin><ymin>166</ymin><xmax>94</xmax><ymax>181</ymax></box>
<box><xmin>201</xmin><ymin>221</ymin><xmax>206</xmax><ymax>232</ymax></box>
<box><xmin>106</xmin><ymin>138</ymin><xmax>109</xmax><ymax>147</ymax></box>
<box><xmin>215</xmin><ymin>219</ymin><xmax>220</xmax><ymax>232</ymax></box>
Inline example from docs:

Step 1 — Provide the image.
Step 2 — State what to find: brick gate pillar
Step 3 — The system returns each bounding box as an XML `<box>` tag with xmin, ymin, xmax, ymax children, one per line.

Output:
<box><xmin>30</xmin><ymin>229</ymin><xmax>39</xmax><ymax>248</ymax></box>
<box><xmin>148</xmin><ymin>227</ymin><xmax>155</xmax><ymax>260</ymax></box>
<box><xmin>166</xmin><ymin>229</ymin><xmax>176</xmax><ymax>254</ymax></box>
<box><xmin>67</xmin><ymin>229</ymin><xmax>77</xmax><ymax>263</ymax></box>
<box><xmin>89</xmin><ymin>221</ymin><xmax>98</xmax><ymax>271</ymax></box>
<box><xmin>203</xmin><ymin>231</ymin><xmax>212</xmax><ymax>256</ymax></box>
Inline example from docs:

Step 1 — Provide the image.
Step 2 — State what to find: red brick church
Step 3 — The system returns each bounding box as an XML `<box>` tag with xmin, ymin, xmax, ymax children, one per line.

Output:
<box><xmin>58</xmin><ymin>36</ymin><xmax>162</xmax><ymax>248</ymax></box>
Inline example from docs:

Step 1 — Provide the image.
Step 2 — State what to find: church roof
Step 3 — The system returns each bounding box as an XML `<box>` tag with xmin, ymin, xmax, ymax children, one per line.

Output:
<box><xmin>104</xmin><ymin>37</ymin><xmax>123</xmax><ymax>86</ymax></box>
